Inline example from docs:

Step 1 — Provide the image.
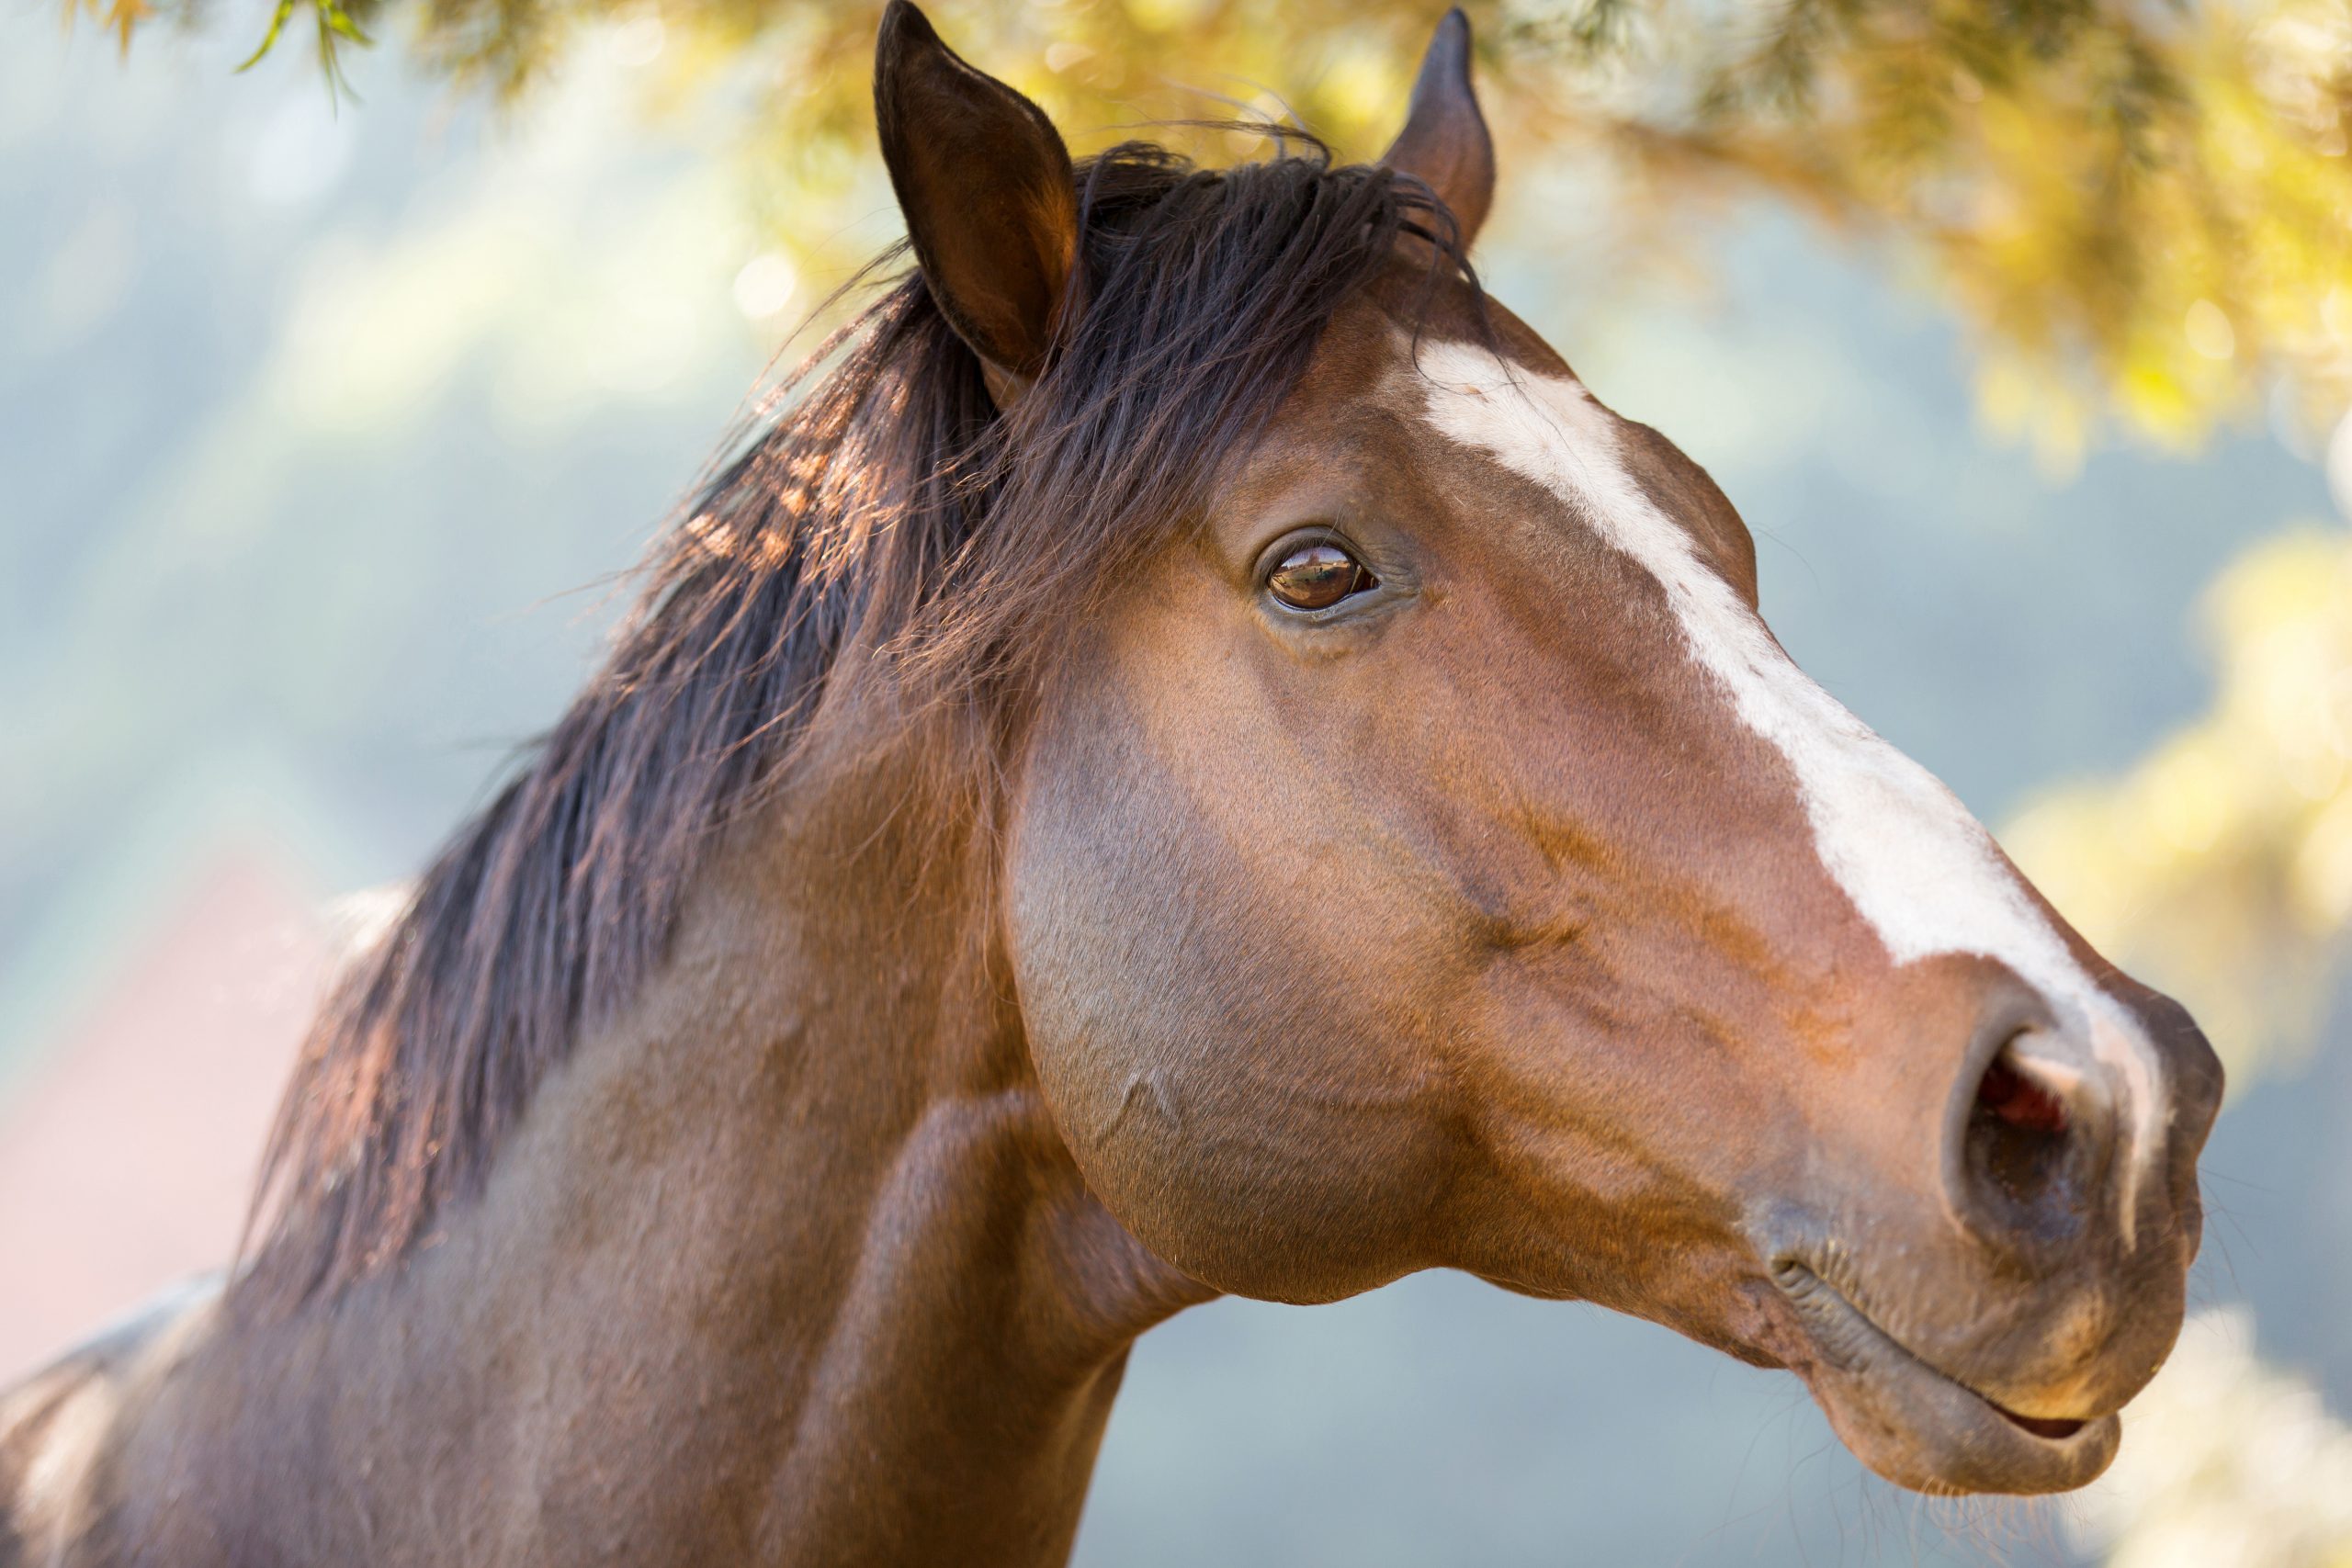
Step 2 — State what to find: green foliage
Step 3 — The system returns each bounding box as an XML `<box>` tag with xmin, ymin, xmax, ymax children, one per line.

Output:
<box><xmin>234</xmin><ymin>0</ymin><xmax>373</xmax><ymax>97</ymax></box>
<box><xmin>74</xmin><ymin>0</ymin><xmax>2352</xmax><ymax>455</ymax></box>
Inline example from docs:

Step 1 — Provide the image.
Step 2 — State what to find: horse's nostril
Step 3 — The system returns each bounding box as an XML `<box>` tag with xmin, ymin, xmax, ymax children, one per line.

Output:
<box><xmin>1964</xmin><ymin>1044</ymin><xmax>2076</xmax><ymax>1221</ymax></box>
<box><xmin>1977</xmin><ymin>1057</ymin><xmax>2068</xmax><ymax>1135</ymax></box>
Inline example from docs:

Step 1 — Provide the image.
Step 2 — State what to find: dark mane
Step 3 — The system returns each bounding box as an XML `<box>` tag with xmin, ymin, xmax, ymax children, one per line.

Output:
<box><xmin>239</xmin><ymin>136</ymin><xmax>1474</xmax><ymax>1308</ymax></box>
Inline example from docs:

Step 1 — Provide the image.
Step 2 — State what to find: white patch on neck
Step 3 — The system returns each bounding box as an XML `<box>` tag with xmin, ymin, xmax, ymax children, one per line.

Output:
<box><xmin>1410</xmin><ymin>340</ymin><xmax>2162</xmax><ymax>1225</ymax></box>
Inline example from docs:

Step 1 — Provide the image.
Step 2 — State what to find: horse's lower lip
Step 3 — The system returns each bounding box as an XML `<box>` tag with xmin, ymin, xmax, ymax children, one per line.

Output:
<box><xmin>1770</xmin><ymin>1261</ymin><xmax>2118</xmax><ymax>1495</ymax></box>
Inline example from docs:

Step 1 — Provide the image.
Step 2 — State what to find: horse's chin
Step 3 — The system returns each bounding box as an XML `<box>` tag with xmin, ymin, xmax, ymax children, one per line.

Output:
<box><xmin>1768</xmin><ymin>1263</ymin><xmax>2122</xmax><ymax>1495</ymax></box>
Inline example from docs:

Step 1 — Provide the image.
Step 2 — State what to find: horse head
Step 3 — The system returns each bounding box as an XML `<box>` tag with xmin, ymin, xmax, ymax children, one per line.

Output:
<box><xmin>876</xmin><ymin>1</ymin><xmax>2224</xmax><ymax>1496</ymax></box>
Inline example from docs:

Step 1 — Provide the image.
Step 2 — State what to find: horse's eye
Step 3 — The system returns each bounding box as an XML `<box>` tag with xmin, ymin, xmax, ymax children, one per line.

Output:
<box><xmin>1267</xmin><ymin>541</ymin><xmax>1376</xmax><ymax>611</ymax></box>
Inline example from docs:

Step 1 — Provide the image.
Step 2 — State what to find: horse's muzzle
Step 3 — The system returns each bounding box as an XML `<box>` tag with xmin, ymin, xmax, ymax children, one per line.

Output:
<box><xmin>1766</xmin><ymin>1259</ymin><xmax>2122</xmax><ymax>1495</ymax></box>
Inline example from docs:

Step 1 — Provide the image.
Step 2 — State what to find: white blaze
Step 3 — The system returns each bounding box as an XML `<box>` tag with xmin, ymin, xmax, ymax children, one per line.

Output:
<box><xmin>1411</xmin><ymin>340</ymin><xmax>2162</xmax><ymax>1224</ymax></box>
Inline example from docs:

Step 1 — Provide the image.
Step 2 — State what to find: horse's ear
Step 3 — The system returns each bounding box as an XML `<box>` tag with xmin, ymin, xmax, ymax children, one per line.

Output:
<box><xmin>875</xmin><ymin>0</ymin><xmax>1079</xmax><ymax>399</ymax></box>
<box><xmin>1380</xmin><ymin>8</ymin><xmax>1496</xmax><ymax>250</ymax></box>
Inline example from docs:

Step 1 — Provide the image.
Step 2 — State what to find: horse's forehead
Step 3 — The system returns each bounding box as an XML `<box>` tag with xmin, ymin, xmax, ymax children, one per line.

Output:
<box><xmin>1265</xmin><ymin>299</ymin><xmax>1754</xmax><ymax>602</ymax></box>
<box><xmin>1276</xmin><ymin>283</ymin><xmax>1575</xmax><ymax>429</ymax></box>
<box><xmin>1272</xmin><ymin>293</ymin><xmax>1438</xmax><ymax>428</ymax></box>
<box><xmin>1244</xmin><ymin>293</ymin><xmax>1584</xmax><ymax>510</ymax></box>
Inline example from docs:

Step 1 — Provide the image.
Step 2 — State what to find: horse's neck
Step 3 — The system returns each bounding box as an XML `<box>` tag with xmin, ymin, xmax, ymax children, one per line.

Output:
<box><xmin>590</xmin><ymin>785</ymin><xmax>1197</xmax><ymax>1562</ymax></box>
<box><xmin>126</xmin><ymin>766</ymin><xmax>1204</xmax><ymax>1568</ymax></box>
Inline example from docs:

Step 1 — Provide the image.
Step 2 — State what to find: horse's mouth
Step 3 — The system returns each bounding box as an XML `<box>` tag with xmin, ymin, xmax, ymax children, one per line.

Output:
<box><xmin>1770</xmin><ymin>1261</ymin><xmax>2119</xmax><ymax>1495</ymax></box>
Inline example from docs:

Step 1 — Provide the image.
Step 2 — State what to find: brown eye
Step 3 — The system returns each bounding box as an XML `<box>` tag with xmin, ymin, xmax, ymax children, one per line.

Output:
<box><xmin>1266</xmin><ymin>541</ymin><xmax>1376</xmax><ymax>611</ymax></box>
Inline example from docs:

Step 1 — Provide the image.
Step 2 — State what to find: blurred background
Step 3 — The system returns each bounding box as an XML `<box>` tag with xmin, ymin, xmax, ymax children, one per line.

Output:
<box><xmin>5</xmin><ymin>0</ymin><xmax>2352</xmax><ymax>1562</ymax></box>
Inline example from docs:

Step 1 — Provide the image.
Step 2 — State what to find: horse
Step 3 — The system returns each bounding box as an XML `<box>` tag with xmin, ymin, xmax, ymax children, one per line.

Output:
<box><xmin>0</xmin><ymin>6</ymin><xmax>2222</xmax><ymax>1562</ymax></box>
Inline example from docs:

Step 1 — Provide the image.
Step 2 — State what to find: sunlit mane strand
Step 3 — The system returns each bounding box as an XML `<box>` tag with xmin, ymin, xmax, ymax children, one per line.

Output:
<box><xmin>237</xmin><ymin>134</ymin><xmax>1476</xmax><ymax>1310</ymax></box>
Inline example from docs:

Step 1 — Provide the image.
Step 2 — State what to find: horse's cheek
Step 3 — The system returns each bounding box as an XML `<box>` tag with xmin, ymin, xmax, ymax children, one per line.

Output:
<box><xmin>1005</xmin><ymin>756</ymin><xmax>1437</xmax><ymax>1302</ymax></box>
